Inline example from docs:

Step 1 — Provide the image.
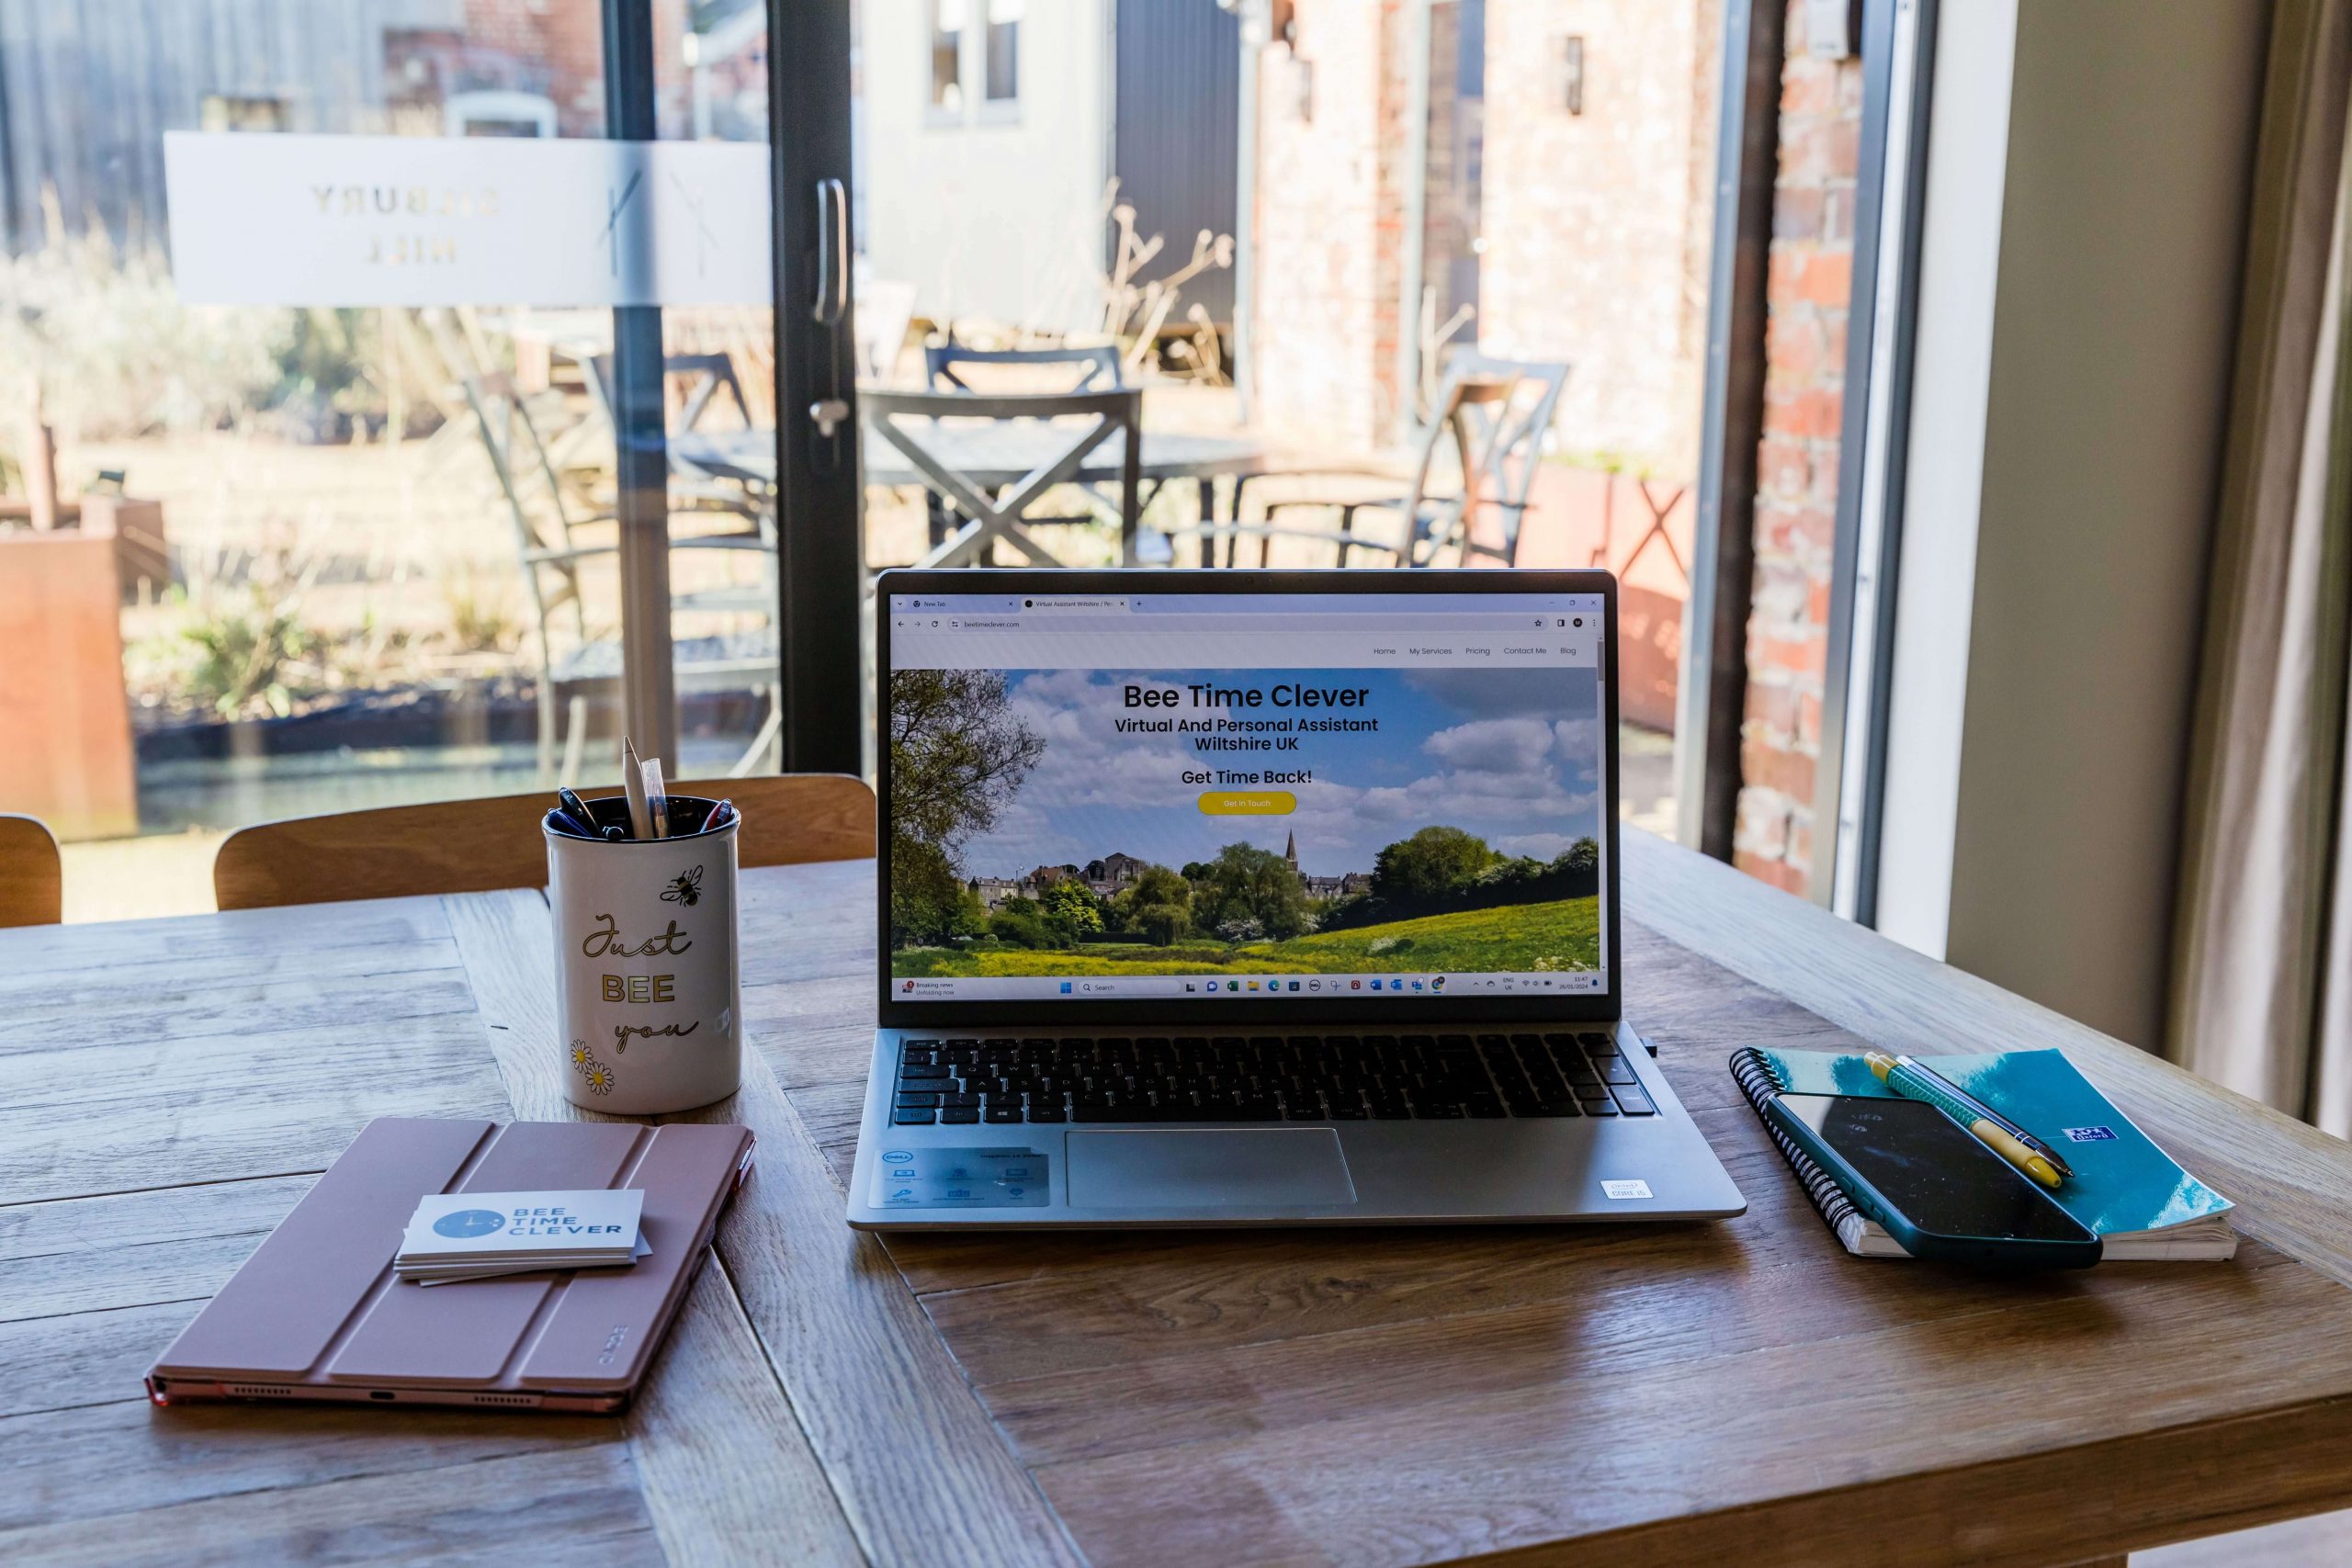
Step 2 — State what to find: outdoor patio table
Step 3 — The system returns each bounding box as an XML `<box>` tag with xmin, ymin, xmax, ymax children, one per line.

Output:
<box><xmin>10</xmin><ymin>832</ymin><xmax>2352</xmax><ymax>1566</ymax></box>
<box><xmin>671</xmin><ymin>423</ymin><xmax>1272</xmax><ymax>566</ymax></box>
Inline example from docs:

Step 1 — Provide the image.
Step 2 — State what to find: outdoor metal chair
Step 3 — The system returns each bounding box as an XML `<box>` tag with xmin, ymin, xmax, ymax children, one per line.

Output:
<box><xmin>863</xmin><ymin>388</ymin><xmax>1144</xmax><ymax>567</ymax></box>
<box><xmin>425</xmin><ymin>311</ymin><xmax>782</xmax><ymax>782</ymax></box>
<box><xmin>1192</xmin><ymin>354</ymin><xmax>1569</xmax><ymax>569</ymax></box>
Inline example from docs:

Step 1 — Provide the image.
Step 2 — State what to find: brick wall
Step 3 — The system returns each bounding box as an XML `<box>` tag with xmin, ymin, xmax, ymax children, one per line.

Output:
<box><xmin>1250</xmin><ymin>0</ymin><xmax>1416</xmax><ymax>452</ymax></box>
<box><xmin>1480</xmin><ymin>0</ymin><xmax>1718</xmax><ymax>475</ymax></box>
<box><xmin>1731</xmin><ymin>0</ymin><xmax>1862</xmax><ymax>895</ymax></box>
<box><xmin>461</xmin><ymin>0</ymin><xmax>693</xmax><ymax>137</ymax></box>
<box><xmin>1251</xmin><ymin>0</ymin><xmax>1720</xmax><ymax>468</ymax></box>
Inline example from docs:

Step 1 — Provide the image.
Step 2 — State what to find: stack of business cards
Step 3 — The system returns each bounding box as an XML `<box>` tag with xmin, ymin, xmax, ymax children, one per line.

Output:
<box><xmin>396</xmin><ymin>1189</ymin><xmax>646</xmax><ymax>1285</ymax></box>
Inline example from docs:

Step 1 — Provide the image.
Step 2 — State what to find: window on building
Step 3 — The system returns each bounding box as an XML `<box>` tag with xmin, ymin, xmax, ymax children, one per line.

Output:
<box><xmin>930</xmin><ymin>0</ymin><xmax>966</xmax><ymax>114</ymax></box>
<box><xmin>983</xmin><ymin>0</ymin><xmax>1022</xmax><ymax>104</ymax></box>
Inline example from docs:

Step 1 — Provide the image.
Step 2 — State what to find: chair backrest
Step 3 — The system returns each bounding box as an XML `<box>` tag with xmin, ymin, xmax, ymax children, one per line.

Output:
<box><xmin>1397</xmin><ymin>354</ymin><xmax>1569</xmax><ymax>563</ymax></box>
<box><xmin>0</xmin><ymin>814</ymin><xmax>62</xmax><ymax>927</ymax></box>
<box><xmin>862</xmin><ymin>388</ymin><xmax>1144</xmax><ymax>554</ymax></box>
<box><xmin>424</xmin><ymin>310</ymin><xmax>586</xmax><ymax>627</ymax></box>
<box><xmin>1438</xmin><ymin>353</ymin><xmax>1570</xmax><ymax>512</ymax></box>
<box><xmin>213</xmin><ymin>774</ymin><xmax>875</xmax><ymax>911</ymax></box>
<box><xmin>924</xmin><ymin>344</ymin><xmax>1125</xmax><ymax>394</ymax></box>
<box><xmin>661</xmin><ymin>352</ymin><xmax>752</xmax><ymax>431</ymax></box>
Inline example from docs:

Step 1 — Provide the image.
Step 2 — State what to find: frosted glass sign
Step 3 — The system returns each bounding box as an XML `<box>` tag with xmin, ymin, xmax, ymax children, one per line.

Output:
<box><xmin>163</xmin><ymin>131</ymin><xmax>772</xmax><ymax>308</ymax></box>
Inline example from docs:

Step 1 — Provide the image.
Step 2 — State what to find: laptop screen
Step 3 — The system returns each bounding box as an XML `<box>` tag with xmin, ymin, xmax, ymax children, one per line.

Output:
<box><xmin>881</xmin><ymin>585</ymin><xmax>1611</xmax><ymax>1010</ymax></box>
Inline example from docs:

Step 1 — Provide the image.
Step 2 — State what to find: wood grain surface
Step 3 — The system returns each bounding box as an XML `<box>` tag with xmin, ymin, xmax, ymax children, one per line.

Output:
<box><xmin>8</xmin><ymin>831</ymin><xmax>2352</xmax><ymax>1567</ymax></box>
<box><xmin>0</xmin><ymin>813</ymin><xmax>62</xmax><ymax>927</ymax></box>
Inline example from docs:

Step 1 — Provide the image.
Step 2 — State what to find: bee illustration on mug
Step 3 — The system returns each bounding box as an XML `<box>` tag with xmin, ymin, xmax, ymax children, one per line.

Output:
<box><xmin>662</xmin><ymin>864</ymin><xmax>704</xmax><ymax>908</ymax></box>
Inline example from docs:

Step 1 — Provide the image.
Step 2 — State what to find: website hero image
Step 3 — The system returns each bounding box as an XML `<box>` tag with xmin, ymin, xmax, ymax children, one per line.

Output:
<box><xmin>888</xmin><ymin>595</ymin><xmax>1609</xmax><ymax>1001</ymax></box>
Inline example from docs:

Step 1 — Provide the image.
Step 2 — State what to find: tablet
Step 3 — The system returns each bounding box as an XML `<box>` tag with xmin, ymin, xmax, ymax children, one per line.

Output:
<box><xmin>146</xmin><ymin>1117</ymin><xmax>754</xmax><ymax>1413</ymax></box>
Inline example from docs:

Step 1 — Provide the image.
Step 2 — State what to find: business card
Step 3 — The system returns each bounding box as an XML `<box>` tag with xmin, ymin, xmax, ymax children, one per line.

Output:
<box><xmin>400</xmin><ymin>1189</ymin><xmax>643</xmax><ymax>1261</ymax></box>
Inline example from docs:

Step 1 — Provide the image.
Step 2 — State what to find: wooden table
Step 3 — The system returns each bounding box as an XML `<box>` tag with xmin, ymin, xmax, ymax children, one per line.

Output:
<box><xmin>11</xmin><ymin>831</ymin><xmax>2352</xmax><ymax>1567</ymax></box>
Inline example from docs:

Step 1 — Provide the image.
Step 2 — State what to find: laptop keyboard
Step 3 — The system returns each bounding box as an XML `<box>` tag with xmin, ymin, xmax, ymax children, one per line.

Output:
<box><xmin>890</xmin><ymin>1032</ymin><xmax>1656</xmax><ymax>1125</ymax></box>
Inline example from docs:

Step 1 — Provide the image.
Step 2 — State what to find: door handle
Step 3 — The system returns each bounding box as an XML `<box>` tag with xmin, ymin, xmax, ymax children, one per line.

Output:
<box><xmin>808</xmin><ymin>399</ymin><xmax>850</xmax><ymax>439</ymax></box>
<box><xmin>812</xmin><ymin>177</ymin><xmax>848</xmax><ymax>325</ymax></box>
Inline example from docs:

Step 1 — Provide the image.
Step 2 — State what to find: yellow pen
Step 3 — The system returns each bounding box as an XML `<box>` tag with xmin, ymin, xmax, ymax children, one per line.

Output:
<box><xmin>1864</xmin><ymin>1051</ymin><xmax>2067</xmax><ymax>1189</ymax></box>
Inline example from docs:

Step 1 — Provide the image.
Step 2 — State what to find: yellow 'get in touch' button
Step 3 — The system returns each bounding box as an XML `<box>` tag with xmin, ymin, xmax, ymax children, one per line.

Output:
<box><xmin>1198</xmin><ymin>791</ymin><xmax>1297</xmax><ymax>816</ymax></box>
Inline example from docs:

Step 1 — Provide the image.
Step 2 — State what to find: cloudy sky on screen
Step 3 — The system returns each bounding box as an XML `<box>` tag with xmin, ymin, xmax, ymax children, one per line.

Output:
<box><xmin>944</xmin><ymin>666</ymin><xmax>1603</xmax><ymax>881</ymax></box>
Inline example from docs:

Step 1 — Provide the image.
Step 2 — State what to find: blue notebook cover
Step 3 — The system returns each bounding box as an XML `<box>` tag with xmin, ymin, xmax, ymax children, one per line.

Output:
<box><xmin>1749</xmin><ymin>1046</ymin><xmax>2233</xmax><ymax>1242</ymax></box>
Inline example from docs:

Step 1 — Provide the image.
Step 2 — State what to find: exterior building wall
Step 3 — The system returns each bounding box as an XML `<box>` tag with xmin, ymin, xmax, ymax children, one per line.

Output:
<box><xmin>1247</xmin><ymin>0</ymin><xmax>1415</xmax><ymax>452</ymax></box>
<box><xmin>1249</xmin><ymin>0</ymin><xmax>1716</xmax><ymax>466</ymax></box>
<box><xmin>1479</xmin><ymin>0</ymin><xmax>1718</xmax><ymax>475</ymax></box>
<box><xmin>1731</xmin><ymin>0</ymin><xmax>1862</xmax><ymax>894</ymax></box>
<box><xmin>858</xmin><ymin>0</ymin><xmax>1112</xmax><ymax>336</ymax></box>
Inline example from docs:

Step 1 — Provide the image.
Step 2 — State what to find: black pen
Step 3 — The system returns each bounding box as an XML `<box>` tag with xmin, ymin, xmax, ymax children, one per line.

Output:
<box><xmin>557</xmin><ymin>787</ymin><xmax>598</xmax><ymax>836</ymax></box>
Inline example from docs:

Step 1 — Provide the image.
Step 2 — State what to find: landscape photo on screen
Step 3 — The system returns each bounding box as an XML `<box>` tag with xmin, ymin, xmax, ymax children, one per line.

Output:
<box><xmin>887</xmin><ymin>663</ymin><xmax>1603</xmax><ymax>980</ymax></box>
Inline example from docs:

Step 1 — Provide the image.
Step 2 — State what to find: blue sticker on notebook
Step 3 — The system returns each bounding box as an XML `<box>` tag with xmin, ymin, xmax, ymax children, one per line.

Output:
<box><xmin>2063</xmin><ymin>1126</ymin><xmax>2117</xmax><ymax>1142</ymax></box>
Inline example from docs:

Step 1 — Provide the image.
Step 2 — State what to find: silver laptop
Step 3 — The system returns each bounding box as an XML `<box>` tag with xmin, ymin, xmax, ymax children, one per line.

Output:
<box><xmin>846</xmin><ymin>569</ymin><xmax>1744</xmax><ymax>1228</ymax></box>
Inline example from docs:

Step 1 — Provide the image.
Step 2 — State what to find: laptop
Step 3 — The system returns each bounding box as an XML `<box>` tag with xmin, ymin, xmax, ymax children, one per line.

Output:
<box><xmin>846</xmin><ymin>569</ymin><xmax>1744</xmax><ymax>1227</ymax></box>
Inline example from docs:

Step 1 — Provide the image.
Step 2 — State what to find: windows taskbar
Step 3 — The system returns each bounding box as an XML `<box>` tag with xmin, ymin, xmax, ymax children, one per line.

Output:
<box><xmin>894</xmin><ymin>973</ymin><xmax>1608</xmax><ymax>1000</ymax></box>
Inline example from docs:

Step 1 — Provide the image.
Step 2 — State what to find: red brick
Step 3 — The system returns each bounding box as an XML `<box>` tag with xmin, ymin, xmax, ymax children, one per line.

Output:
<box><xmin>1822</xmin><ymin>312</ymin><xmax>1849</xmax><ymax>367</ymax></box>
<box><xmin>1734</xmin><ymin>848</ymin><xmax>1808</xmax><ymax>895</ymax></box>
<box><xmin>1749</xmin><ymin>554</ymin><xmax>1815</xmax><ymax>622</ymax></box>
<box><xmin>1757</xmin><ymin>434</ymin><xmax>1810</xmax><ymax>499</ymax></box>
<box><xmin>1764</xmin><ymin>315</ymin><xmax>1826</xmax><ymax>382</ymax></box>
<box><xmin>1796</xmin><ymin>690</ymin><xmax>1824</xmax><ymax>745</ymax></box>
<box><xmin>1750</xmin><ymin>626</ymin><xmax>1827</xmax><ymax>678</ymax></box>
<box><xmin>1766</xmin><ymin>384</ymin><xmax>1844</xmax><ymax>440</ymax></box>
<box><xmin>1770</xmin><ymin>247</ymin><xmax>1854</xmax><ymax>309</ymax></box>
<box><xmin>1826</xmin><ymin>116</ymin><xmax>1862</xmax><ymax>181</ymax></box>
<box><xmin>1746</xmin><ymin>677</ymin><xmax>1799</xmax><ymax>734</ymax></box>
<box><xmin>1743</xmin><ymin>739</ymin><xmax>1817</xmax><ymax>804</ymax></box>
<box><xmin>1773</xmin><ymin>186</ymin><xmax>1826</xmax><ymax>242</ymax></box>
<box><xmin>1781</xmin><ymin>59</ymin><xmax>1838</xmax><ymax>118</ymax></box>
<box><xmin>1756</xmin><ymin>501</ymin><xmax>1836</xmax><ymax>558</ymax></box>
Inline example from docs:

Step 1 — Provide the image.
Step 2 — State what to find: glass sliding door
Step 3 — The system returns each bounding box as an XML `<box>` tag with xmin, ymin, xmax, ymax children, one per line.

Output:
<box><xmin>0</xmin><ymin>0</ymin><xmax>852</xmax><ymax>918</ymax></box>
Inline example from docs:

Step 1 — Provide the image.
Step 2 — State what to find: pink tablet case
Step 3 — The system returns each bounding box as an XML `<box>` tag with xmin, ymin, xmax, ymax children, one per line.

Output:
<box><xmin>147</xmin><ymin>1117</ymin><xmax>753</xmax><ymax>1414</ymax></box>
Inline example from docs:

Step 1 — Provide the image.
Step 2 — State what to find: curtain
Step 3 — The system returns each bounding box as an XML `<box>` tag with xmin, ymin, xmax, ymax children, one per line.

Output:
<box><xmin>2169</xmin><ymin>0</ymin><xmax>2352</xmax><ymax>1130</ymax></box>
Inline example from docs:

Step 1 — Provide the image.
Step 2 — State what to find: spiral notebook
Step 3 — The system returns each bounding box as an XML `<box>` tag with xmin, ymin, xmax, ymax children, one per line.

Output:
<box><xmin>1731</xmin><ymin>1046</ymin><xmax>2237</xmax><ymax>1260</ymax></box>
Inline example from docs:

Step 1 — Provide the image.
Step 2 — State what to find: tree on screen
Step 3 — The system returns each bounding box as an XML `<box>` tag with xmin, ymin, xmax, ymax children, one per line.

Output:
<box><xmin>1193</xmin><ymin>842</ymin><xmax>1312</xmax><ymax>941</ymax></box>
<box><xmin>1114</xmin><ymin>864</ymin><xmax>1194</xmax><ymax>946</ymax></box>
<box><xmin>1372</xmin><ymin>825</ymin><xmax>1498</xmax><ymax>898</ymax></box>
<box><xmin>888</xmin><ymin>669</ymin><xmax>1044</xmax><ymax>853</ymax></box>
<box><xmin>888</xmin><ymin>669</ymin><xmax>1043</xmax><ymax>947</ymax></box>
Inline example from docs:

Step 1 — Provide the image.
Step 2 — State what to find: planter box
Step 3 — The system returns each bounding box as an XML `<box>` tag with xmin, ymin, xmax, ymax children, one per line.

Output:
<box><xmin>0</xmin><ymin>532</ymin><xmax>138</xmax><ymax>840</ymax></box>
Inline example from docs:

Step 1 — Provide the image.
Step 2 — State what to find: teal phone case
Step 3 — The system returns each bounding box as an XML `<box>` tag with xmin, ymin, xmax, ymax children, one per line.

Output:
<box><xmin>1760</xmin><ymin>1093</ymin><xmax>2102</xmax><ymax>1269</ymax></box>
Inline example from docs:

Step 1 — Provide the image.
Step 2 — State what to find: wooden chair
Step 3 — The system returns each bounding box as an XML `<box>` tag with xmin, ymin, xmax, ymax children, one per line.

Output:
<box><xmin>213</xmin><ymin>774</ymin><xmax>874</xmax><ymax>912</ymax></box>
<box><xmin>0</xmin><ymin>815</ymin><xmax>63</xmax><ymax>927</ymax></box>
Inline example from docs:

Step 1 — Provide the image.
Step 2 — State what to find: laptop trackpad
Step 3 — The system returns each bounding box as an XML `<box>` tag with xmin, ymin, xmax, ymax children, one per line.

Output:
<box><xmin>1067</xmin><ymin>1129</ymin><xmax>1357</xmax><ymax>1209</ymax></box>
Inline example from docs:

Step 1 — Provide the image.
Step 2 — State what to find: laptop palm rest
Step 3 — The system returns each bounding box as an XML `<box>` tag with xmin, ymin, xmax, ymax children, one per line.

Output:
<box><xmin>1068</xmin><ymin>1129</ymin><xmax>1357</xmax><ymax>1209</ymax></box>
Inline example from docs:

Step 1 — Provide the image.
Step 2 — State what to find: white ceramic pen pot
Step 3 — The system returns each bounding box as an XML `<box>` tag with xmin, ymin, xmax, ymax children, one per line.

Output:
<box><xmin>547</xmin><ymin>795</ymin><xmax>742</xmax><ymax>1115</ymax></box>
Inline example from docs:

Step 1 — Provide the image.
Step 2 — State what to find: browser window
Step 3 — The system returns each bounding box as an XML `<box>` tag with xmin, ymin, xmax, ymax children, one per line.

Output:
<box><xmin>884</xmin><ymin>591</ymin><xmax>1609</xmax><ymax>1004</ymax></box>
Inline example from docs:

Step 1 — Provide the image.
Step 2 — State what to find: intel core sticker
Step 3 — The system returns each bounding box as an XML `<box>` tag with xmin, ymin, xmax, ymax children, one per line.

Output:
<box><xmin>1601</xmin><ymin>1179</ymin><xmax>1653</xmax><ymax>1201</ymax></box>
<box><xmin>2063</xmin><ymin>1126</ymin><xmax>2118</xmax><ymax>1143</ymax></box>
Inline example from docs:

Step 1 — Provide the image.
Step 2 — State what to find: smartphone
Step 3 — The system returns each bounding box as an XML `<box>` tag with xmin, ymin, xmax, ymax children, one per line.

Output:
<box><xmin>1764</xmin><ymin>1092</ymin><xmax>2101</xmax><ymax>1268</ymax></box>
